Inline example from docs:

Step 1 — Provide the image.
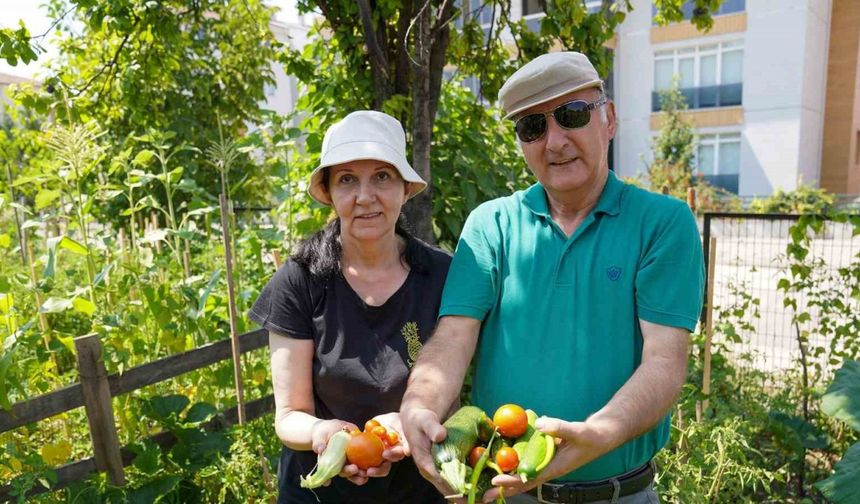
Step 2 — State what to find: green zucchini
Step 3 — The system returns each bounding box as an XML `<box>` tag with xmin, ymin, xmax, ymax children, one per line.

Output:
<box><xmin>432</xmin><ymin>405</ymin><xmax>490</xmax><ymax>495</ymax></box>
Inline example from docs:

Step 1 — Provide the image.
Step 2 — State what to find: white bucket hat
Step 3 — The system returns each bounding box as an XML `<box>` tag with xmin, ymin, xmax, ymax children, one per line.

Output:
<box><xmin>307</xmin><ymin>110</ymin><xmax>427</xmax><ymax>205</ymax></box>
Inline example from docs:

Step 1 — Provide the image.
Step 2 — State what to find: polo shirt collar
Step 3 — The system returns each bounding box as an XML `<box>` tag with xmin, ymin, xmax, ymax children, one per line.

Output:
<box><xmin>522</xmin><ymin>170</ymin><xmax>624</xmax><ymax>218</ymax></box>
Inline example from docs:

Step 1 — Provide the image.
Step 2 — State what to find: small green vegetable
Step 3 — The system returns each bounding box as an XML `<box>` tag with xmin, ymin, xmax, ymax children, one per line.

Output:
<box><xmin>299</xmin><ymin>430</ymin><xmax>350</xmax><ymax>489</ymax></box>
<box><xmin>467</xmin><ymin>429</ymin><xmax>497</xmax><ymax>504</ymax></box>
<box><xmin>516</xmin><ymin>431</ymin><xmax>554</xmax><ymax>482</ymax></box>
<box><xmin>433</xmin><ymin>405</ymin><xmax>490</xmax><ymax>495</ymax></box>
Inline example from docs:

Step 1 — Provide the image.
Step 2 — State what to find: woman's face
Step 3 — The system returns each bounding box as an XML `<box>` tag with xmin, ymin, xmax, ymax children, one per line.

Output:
<box><xmin>326</xmin><ymin>159</ymin><xmax>409</xmax><ymax>244</ymax></box>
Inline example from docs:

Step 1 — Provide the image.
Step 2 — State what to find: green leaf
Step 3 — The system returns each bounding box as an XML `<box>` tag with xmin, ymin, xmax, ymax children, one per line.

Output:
<box><xmin>40</xmin><ymin>297</ymin><xmax>73</xmax><ymax>313</ymax></box>
<box><xmin>0</xmin><ymin>233</ymin><xmax>9</xmax><ymax>248</ymax></box>
<box><xmin>769</xmin><ymin>410</ymin><xmax>830</xmax><ymax>449</ymax></box>
<box><xmin>0</xmin><ymin>344</ymin><xmax>17</xmax><ymax>411</ymax></box>
<box><xmin>132</xmin><ymin>150</ymin><xmax>155</xmax><ymax>166</ymax></box>
<box><xmin>0</xmin><ymin>293</ymin><xmax>12</xmax><ymax>314</ymax></box>
<box><xmin>821</xmin><ymin>360</ymin><xmax>860</xmax><ymax>431</ymax></box>
<box><xmin>72</xmin><ymin>297</ymin><xmax>97</xmax><ymax>317</ymax></box>
<box><xmin>130</xmin><ymin>441</ymin><xmax>161</xmax><ymax>475</ymax></box>
<box><xmin>55</xmin><ymin>334</ymin><xmax>76</xmax><ymax>354</ymax></box>
<box><xmin>34</xmin><ymin>189</ymin><xmax>61</xmax><ymax>210</ymax></box>
<box><xmin>48</xmin><ymin>235</ymin><xmax>89</xmax><ymax>256</ymax></box>
<box><xmin>815</xmin><ymin>442</ymin><xmax>860</xmax><ymax>503</ymax></box>
<box><xmin>94</xmin><ymin>262</ymin><xmax>113</xmax><ymax>287</ymax></box>
<box><xmin>125</xmin><ymin>475</ymin><xmax>181</xmax><ymax>504</ymax></box>
<box><xmin>194</xmin><ymin>269</ymin><xmax>221</xmax><ymax>319</ymax></box>
<box><xmin>184</xmin><ymin>402</ymin><xmax>217</xmax><ymax>424</ymax></box>
<box><xmin>147</xmin><ymin>394</ymin><xmax>190</xmax><ymax>420</ymax></box>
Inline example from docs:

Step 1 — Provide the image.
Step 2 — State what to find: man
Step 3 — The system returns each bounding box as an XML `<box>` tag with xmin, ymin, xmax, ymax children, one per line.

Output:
<box><xmin>400</xmin><ymin>51</ymin><xmax>704</xmax><ymax>504</ymax></box>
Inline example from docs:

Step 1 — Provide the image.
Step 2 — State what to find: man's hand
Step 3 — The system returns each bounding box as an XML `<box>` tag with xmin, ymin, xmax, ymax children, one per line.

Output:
<box><xmin>400</xmin><ymin>406</ymin><xmax>465</xmax><ymax>500</ymax></box>
<box><xmin>481</xmin><ymin>416</ymin><xmax>615</xmax><ymax>502</ymax></box>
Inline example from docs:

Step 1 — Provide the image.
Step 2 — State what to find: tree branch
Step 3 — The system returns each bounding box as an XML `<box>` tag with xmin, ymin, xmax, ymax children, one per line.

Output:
<box><xmin>356</xmin><ymin>0</ymin><xmax>392</xmax><ymax>108</ymax></box>
<box><xmin>29</xmin><ymin>4</ymin><xmax>76</xmax><ymax>41</ymax></box>
<box><xmin>394</xmin><ymin>0</ymin><xmax>414</xmax><ymax>98</ymax></box>
<box><xmin>427</xmin><ymin>0</ymin><xmax>454</xmax><ymax>121</ymax></box>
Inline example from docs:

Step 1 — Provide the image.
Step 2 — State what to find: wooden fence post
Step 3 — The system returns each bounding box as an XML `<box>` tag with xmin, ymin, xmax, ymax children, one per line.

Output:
<box><xmin>702</xmin><ymin>237</ymin><xmax>718</xmax><ymax>415</ymax></box>
<box><xmin>74</xmin><ymin>334</ymin><xmax>126</xmax><ymax>486</ymax></box>
<box><xmin>686</xmin><ymin>186</ymin><xmax>697</xmax><ymax>213</ymax></box>
<box><xmin>272</xmin><ymin>250</ymin><xmax>282</xmax><ymax>270</ymax></box>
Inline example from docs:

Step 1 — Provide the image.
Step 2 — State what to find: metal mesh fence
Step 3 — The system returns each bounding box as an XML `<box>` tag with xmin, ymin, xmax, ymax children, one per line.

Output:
<box><xmin>702</xmin><ymin>213</ymin><xmax>860</xmax><ymax>383</ymax></box>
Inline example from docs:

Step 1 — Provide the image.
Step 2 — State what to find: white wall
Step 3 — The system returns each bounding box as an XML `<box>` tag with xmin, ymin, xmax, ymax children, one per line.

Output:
<box><xmin>741</xmin><ymin>0</ymin><xmax>831</xmax><ymax>194</ymax></box>
<box><xmin>614</xmin><ymin>0</ymin><xmax>655</xmax><ymax>180</ymax></box>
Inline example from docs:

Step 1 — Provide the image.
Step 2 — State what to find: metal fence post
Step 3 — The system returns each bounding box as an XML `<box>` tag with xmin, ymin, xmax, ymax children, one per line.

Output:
<box><xmin>702</xmin><ymin>237</ymin><xmax>718</xmax><ymax>415</ymax></box>
<box><xmin>74</xmin><ymin>333</ymin><xmax>126</xmax><ymax>486</ymax></box>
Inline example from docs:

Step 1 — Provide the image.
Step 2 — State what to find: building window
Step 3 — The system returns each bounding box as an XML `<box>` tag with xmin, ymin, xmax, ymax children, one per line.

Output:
<box><xmin>653</xmin><ymin>40</ymin><xmax>743</xmax><ymax>111</ymax></box>
<box><xmin>697</xmin><ymin>132</ymin><xmax>741</xmax><ymax>193</ymax></box>
<box><xmin>454</xmin><ymin>0</ymin><xmax>495</xmax><ymax>27</ymax></box>
<box><xmin>522</xmin><ymin>0</ymin><xmax>543</xmax><ymax>16</ymax></box>
<box><xmin>523</xmin><ymin>0</ymin><xmax>602</xmax><ymax>18</ymax></box>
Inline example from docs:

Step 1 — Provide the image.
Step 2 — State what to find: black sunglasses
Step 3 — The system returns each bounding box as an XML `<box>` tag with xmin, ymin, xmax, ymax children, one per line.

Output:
<box><xmin>514</xmin><ymin>95</ymin><xmax>607</xmax><ymax>143</ymax></box>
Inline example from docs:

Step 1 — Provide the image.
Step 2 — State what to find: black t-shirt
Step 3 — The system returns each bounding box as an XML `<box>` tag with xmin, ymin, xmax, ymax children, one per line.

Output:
<box><xmin>249</xmin><ymin>238</ymin><xmax>451</xmax><ymax>504</ymax></box>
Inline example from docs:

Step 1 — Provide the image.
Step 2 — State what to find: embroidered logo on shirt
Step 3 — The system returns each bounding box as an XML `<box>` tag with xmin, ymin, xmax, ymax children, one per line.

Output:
<box><xmin>402</xmin><ymin>322</ymin><xmax>421</xmax><ymax>368</ymax></box>
<box><xmin>606</xmin><ymin>266</ymin><xmax>622</xmax><ymax>281</ymax></box>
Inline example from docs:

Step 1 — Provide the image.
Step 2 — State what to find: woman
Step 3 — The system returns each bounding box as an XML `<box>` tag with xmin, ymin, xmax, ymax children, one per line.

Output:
<box><xmin>250</xmin><ymin>111</ymin><xmax>450</xmax><ymax>503</ymax></box>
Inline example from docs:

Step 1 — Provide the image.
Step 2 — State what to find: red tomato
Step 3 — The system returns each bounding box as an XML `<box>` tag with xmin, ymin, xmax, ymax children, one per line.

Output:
<box><xmin>492</xmin><ymin>404</ymin><xmax>528</xmax><ymax>438</ymax></box>
<box><xmin>386</xmin><ymin>430</ymin><xmax>400</xmax><ymax>446</ymax></box>
<box><xmin>494</xmin><ymin>447</ymin><xmax>519</xmax><ymax>473</ymax></box>
<box><xmin>346</xmin><ymin>432</ymin><xmax>385</xmax><ymax>469</ymax></box>
<box><xmin>468</xmin><ymin>446</ymin><xmax>486</xmax><ymax>467</ymax></box>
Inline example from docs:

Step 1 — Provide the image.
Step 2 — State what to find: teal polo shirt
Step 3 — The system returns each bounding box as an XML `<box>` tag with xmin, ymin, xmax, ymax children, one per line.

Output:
<box><xmin>439</xmin><ymin>171</ymin><xmax>704</xmax><ymax>482</ymax></box>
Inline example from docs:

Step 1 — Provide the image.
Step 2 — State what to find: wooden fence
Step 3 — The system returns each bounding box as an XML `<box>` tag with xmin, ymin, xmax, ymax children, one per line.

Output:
<box><xmin>0</xmin><ymin>328</ymin><xmax>272</xmax><ymax>502</ymax></box>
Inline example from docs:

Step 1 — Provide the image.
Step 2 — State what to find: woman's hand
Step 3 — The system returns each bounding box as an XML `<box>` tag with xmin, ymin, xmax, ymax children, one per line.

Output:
<box><xmin>340</xmin><ymin>411</ymin><xmax>408</xmax><ymax>485</ymax></box>
<box><xmin>372</xmin><ymin>412</ymin><xmax>408</xmax><ymax>463</ymax></box>
<box><xmin>308</xmin><ymin>419</ymin><xmax>360</xmax><ymax>486</ymax></box>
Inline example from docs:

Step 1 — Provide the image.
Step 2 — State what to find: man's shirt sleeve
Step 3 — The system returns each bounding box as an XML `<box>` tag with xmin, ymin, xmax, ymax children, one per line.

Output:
<box><xmin>635</xmin><ymin>204</ymin><xmax>704</xmax><ymax>332</ymax></box>
<box><xmin>439</xmin><ymin>204</ymin><xmax>500</xmax><ymax>321</ymax></box>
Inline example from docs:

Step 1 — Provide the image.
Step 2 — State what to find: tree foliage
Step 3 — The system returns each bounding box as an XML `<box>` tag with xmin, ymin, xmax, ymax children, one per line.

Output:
<box><xmin>9</xmin><ymin>0</ymin><xmax>280</xmax><ymax>205</ymax></box>
<box><xmin>282</xmin><ymin>0</ymin><xmax>720</xmax><ymax>241</ymax></box>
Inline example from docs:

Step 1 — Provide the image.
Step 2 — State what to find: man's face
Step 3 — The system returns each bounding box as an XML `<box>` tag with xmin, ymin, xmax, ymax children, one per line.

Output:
<box><xmin>515</xmin><ymin>87</ymin><xmax>616</xmax><ymax>197</ymax></box>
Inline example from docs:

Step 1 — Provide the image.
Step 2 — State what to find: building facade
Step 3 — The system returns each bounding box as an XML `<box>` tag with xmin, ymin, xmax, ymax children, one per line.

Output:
<box><xmin>491</xmin><ymin>0</ymin><xmax>860</xmax><ymax>197</ymax></box>
<box><xmin>614</xmin><ymin>0</ymin><xmax>859</xmax><ymax>196</ymax></box>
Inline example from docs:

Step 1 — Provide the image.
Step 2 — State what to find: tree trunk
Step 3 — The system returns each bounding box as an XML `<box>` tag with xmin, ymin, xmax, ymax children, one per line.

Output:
<box><xmin>407</xmin><ymin>0</ymin><xmax>434</xmax><ymax>243</ymax></box>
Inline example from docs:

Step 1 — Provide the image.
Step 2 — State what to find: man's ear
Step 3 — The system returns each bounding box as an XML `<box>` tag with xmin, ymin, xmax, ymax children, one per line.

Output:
<box><xmin>605</xmin><ymin>100</ymin><xmax>617</xmax><ymax>140</ymax></box>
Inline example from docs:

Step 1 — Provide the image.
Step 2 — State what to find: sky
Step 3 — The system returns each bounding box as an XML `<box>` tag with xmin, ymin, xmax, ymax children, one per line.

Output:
<box><xmin>0</xmin><ymin>0</ymin><xmax>300</xmax><ymax>79</ymax></box>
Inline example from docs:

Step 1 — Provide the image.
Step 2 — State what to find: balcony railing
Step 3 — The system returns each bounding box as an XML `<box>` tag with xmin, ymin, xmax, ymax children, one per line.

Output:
<box><xmin>652</xmin><ymin>83</ymin><xmax>742</xmax><ymax>111</ymax></box>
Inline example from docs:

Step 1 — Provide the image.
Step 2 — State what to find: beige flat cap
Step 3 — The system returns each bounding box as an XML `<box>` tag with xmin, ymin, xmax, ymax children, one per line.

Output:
<box><xmin>499</xmin><ymin>51</ymin><xmax>603</xmax><ymax>119</ymax></box>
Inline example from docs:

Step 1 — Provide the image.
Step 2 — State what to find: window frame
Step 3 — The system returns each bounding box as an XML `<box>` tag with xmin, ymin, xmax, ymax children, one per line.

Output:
<box><xmin>696</xmin><ymin>131</ymin><xmax>742</xmax><ymax>177</ymax></box>
<box><xmin>653</xmin><ymin>40</ymin><xmax>744</xmax><ymax>92</ymax></box>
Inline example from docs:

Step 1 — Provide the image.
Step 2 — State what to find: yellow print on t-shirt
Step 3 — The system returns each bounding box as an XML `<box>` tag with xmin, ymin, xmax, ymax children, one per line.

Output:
<box><xmin>402</xmin><ymin>322</ymin><xmax>421</xmax><ymax>368</ymax></box>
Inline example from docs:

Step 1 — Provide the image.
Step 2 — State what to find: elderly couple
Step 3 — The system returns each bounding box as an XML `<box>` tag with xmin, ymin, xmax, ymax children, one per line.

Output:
<box><xmin>250</xmin><ymin>52</ymin><xmax>704</xmax><ymax>504</ymax></box>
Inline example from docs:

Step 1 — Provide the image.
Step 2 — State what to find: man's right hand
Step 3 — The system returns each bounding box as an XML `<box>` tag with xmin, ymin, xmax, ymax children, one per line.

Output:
<box><xmin>400</xmin><ymin>406</ymin><xmax>464</xmax><ymax>501</ymax></box>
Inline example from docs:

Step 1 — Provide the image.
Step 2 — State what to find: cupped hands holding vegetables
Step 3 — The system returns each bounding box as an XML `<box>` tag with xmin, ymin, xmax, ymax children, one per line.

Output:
<box><xmin>480</xmin><ymin>415</ymin><xmax>619</xmax><ymax>502</ymax></box>
<box><xmin>302</xmin><ymin>413</ymin><xmax>408</xmax><ymax>488</ymax></box>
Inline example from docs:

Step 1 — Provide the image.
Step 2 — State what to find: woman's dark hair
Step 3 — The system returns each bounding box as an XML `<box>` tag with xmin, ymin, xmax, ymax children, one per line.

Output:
<box><xmin>292</xmin><ymin>215</ymin><xmax>425</xmax><ymax>278</ymax></box>
<box><xmin>292</xmin><ymin>166</ymin><xmax>428</xmax><ymax>277</ymax></box>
